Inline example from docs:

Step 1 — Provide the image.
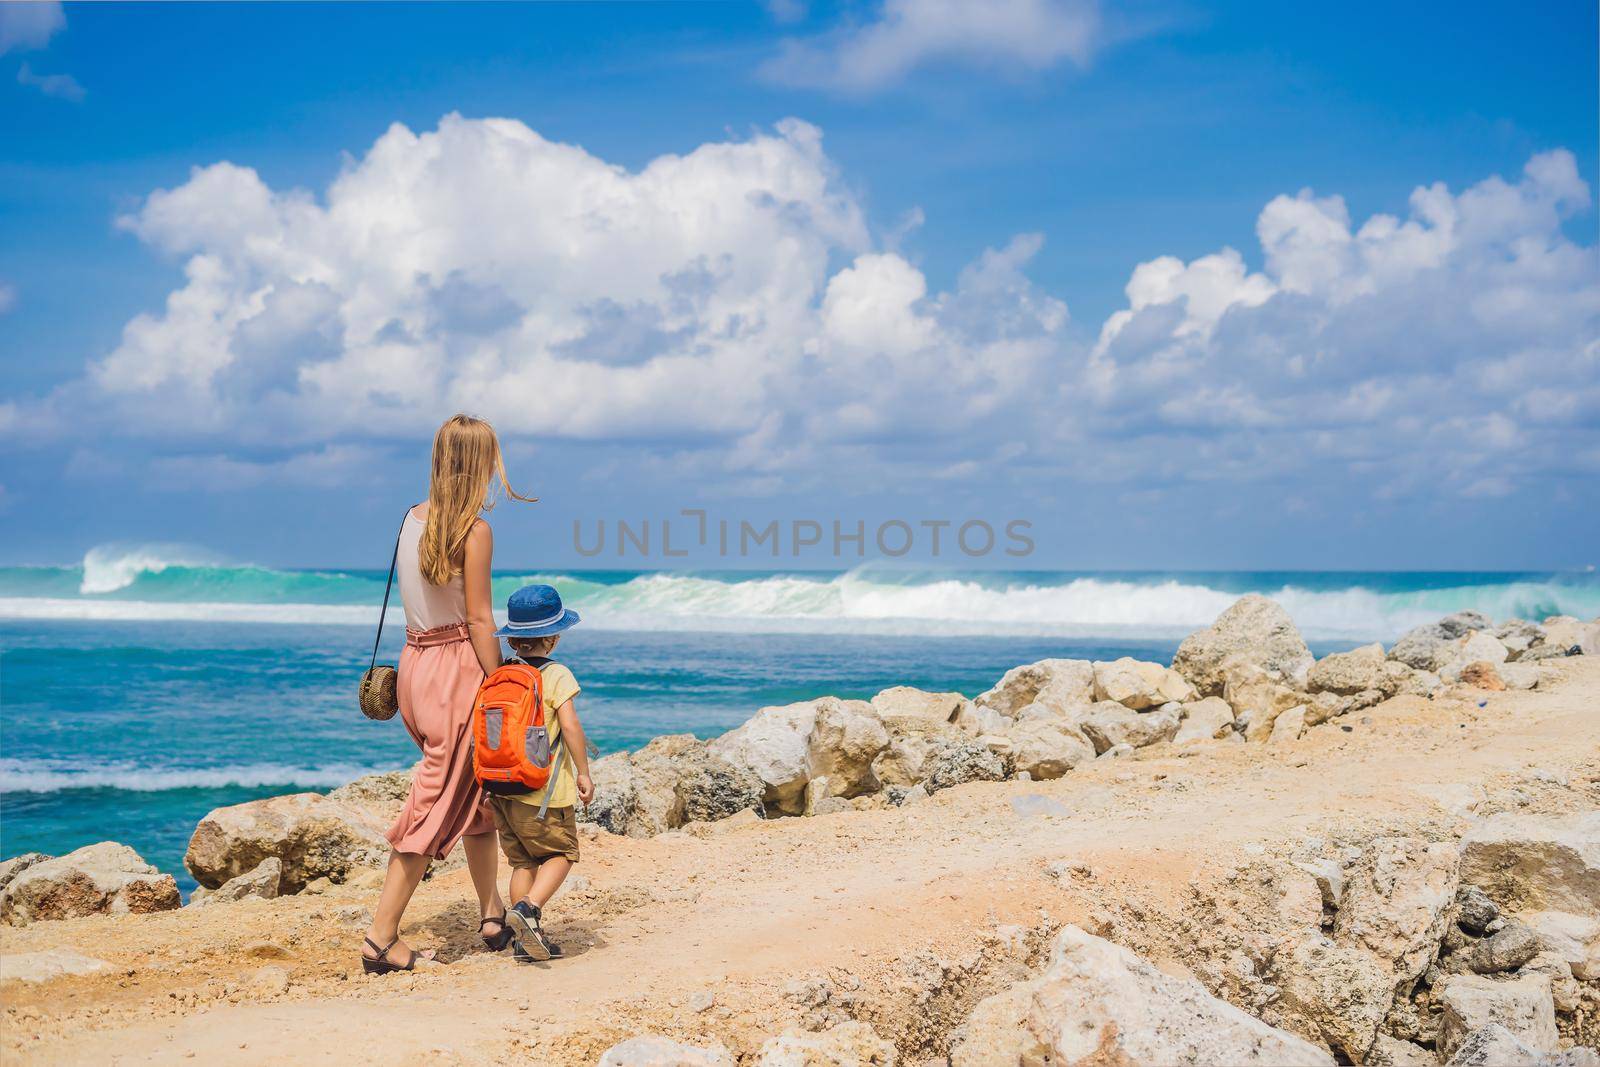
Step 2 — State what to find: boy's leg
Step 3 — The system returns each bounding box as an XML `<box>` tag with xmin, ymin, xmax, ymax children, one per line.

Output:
<box><xmin>508</xmin><ymin>863</ymin><xmax>537</xmax><ymax>904</ymax></box>
<box><xmin>523</xmin><ymin>855</ymin><xmax>572</xmax><ymax>909</ymax></box>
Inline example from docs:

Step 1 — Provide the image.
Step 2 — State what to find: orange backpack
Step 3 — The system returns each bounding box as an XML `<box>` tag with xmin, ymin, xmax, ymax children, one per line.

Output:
<box><xmin>471</xmin><ymin>657</ymin><xmax>564</xmax><ymax>805</ymax></box>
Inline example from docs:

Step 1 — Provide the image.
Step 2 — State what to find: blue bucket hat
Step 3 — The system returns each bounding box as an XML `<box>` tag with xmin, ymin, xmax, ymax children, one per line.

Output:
<box><xmin>495</xmin><ymin>583</ymin><xmax>581</xmax><ymax>639</ymax></box>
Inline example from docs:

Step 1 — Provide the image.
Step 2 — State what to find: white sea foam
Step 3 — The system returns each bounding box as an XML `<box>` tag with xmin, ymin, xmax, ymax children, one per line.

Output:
<box><xmin>5</xmin><ymin>570</ymin><xmax>1594</xmax><ymax>640</ymax></box>
<box><xmin>78</xmin><ymin>543</ymin><xmax>220</xmax><ymax>594</ymax></box>
<box><xmin>0</xmin><ymin>759</ymin><xmax>392</xmax><ymax>794</ymax></box>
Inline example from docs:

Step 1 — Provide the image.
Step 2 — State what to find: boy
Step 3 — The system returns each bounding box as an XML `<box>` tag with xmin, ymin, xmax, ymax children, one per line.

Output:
<box><xmin>490</xmin><ymin>584</ymin><xmax>594</xmax><ymax>962</ymax></box>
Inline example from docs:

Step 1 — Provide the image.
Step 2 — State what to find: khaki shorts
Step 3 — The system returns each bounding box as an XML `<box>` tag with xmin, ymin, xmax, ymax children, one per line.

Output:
<box><xmin>489</xmin><ymin>797</ymin><xmax>580</xmax><ymax>869</ymax></box>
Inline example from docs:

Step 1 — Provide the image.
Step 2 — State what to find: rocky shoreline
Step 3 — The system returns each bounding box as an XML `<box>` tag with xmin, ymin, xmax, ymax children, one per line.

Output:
<box><xmin>2</xmin><ymin>596</ymin><xmax>1597</xmax><ymax>1065</ymax></box>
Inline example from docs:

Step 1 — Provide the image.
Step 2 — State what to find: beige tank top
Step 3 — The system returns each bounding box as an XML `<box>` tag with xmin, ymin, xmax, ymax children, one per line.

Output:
<box><xmin>397</xmin><ymin>508</ymin><xmax>467</xmax><ymax>631</ymax></box>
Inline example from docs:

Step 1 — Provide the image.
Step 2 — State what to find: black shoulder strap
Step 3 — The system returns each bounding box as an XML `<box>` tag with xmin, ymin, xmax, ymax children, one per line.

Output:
<box><xmin>368</xmin><ymin>512</ymin><xmax>409</xmax><ymax>674</ymax></box>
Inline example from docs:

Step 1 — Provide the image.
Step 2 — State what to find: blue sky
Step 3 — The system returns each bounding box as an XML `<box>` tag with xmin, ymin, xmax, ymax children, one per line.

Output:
<box><xmin>1</xmin><ymin>0</ymin><xmax>1596</xmax><ymax>571</ymax></box>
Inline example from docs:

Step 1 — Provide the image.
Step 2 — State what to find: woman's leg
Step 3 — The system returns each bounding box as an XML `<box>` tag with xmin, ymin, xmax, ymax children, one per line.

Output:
<box><xmin>462</xmin><ymin>829</ymin><xmax>505</xmax><ymax>927</ymax></box>
<box><xmin>364</xmin><ymin>849</ymin><xmax>430</xmax><ymax>961</ymax></box>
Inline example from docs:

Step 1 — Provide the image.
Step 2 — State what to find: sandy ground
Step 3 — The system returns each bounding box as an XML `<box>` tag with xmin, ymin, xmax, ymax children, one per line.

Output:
<box><xmin>3</xmin><ymin>659</ymin><xmax>1598</xmax><ymax>1065</ymax></box>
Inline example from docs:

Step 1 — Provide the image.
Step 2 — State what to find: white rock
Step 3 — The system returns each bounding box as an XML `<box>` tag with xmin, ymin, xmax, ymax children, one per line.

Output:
<box><xmin>976</xmin><ymin>659</ymin><xmax>1096</xmax><ymax>716</ymax></box>
<box><xmin>1269</xmin><ymin>705</ymin><xmax>1308</xmax><ymax>744</ymax></box>
<box><xmin>188</xmin><ymin>857</ymin><xmax>282</xmax><ymax>907</ymax></box>
<box><xmin>953</xmin><ymin>701</ymin><xmax>1010</xmax><ymax>737</ymax></box>
<box><xmin>869</xmin><ymin>686</ymin><xmax>965</xmax><ymax>725</ymax></box>
<box><xmin>708</xmin><ymin>700</ymin><xmax>820</xmax><ymax>816</ymax></box>
<box><xmin>1520</xmin><ymin>910</ymin><xmax>1600</xmax><ymax>981</ymax></box>
<box><xmin>0</xmin><ymin>842</ymin><xmax>181</xmax><ymax>925</ymax></box>
<box><xmin>1092</xmin><ymin>657</ymin><xmax>1196</xmax><ymax>710</ymax></box>
<box><xmin>1336</xmin><ymin>837</ymin><xmax>1461</xmax><ymax>986</ymax></box>
<box><xmin>1078</xmin><ymin>700</ymin><xmax>1180</xmax><ymax>754</ymax></box>
<box><xmin>1024</xmin><ymin>926</ymin><xmax>1333</xmax><ymax>1066</ymax></box>
<box><xmin>1459</xmin><ymin>812</ymin><xmax>1600</xmax><ymax>914</ymax></box>
<box><xmin>597</xmin><ymin>1035</ymin><xmax>735</xmax><ymax>1067</ymax></box>
<box><xmin>1437</xmin><ymin>973</ymin><xmax>1557</xmax><ymax>1061</ymax></box>
<box><xmin>1222</xmin><ymin>655</ymin><xmax>1306</xmax><ymax>740</ymax></box>
<box><xmin>1274</xmin><ymin>935</ymin><xmax>1395</xmax><ymax>1062</ymax></box>
<box><xmin>1174</xmin><ymin>696</ymin><xmax>1235</xmax><ymax>744</ymax></box>
<box><xmin>1442</xmin><ymin>1023</ymin><xmax>1540</xmax><ymax>1067</ymax></box>
<box><xmin>1458</xmin><ymin>631</ymin><xmax>1510</xmax><ymax>665</ymax></box>
<box><xmin>805</xmin><ymin>697</ymin><xmax>889</xmax><ymax>799</ymax></box>
<box><xmin>1308</xmin><ymin>643</ymin><xmax>1389</xmax><ymax>696</ymax></box>
<box><xmin>0</xmin><ymin>948</ymin><xmax>112</xmax><ymax>983</ymax></box>
<box><xmin>756</xmin><ymin>1022</ymin><xmax>896</xmax><ymax>1066</ymax></box>
<box><xmin>1005</xmin><ymin>718</ymin><xmax>1095</xmax><ymax>780</ymax></box>
<box><xmin>1368</xmin><ymin>1034</ymin><xmax>1435</xmax><ymax>1067</ymax></box>
<box><xmin>1172</xmin><ymin>595</ymin><xmax>1315</xmax><ymax>695</ymax></box>
<box><xmin>1496</xmin><ymin>662</ymin><xmax>1545</xmax><ymax>690</ymax></box>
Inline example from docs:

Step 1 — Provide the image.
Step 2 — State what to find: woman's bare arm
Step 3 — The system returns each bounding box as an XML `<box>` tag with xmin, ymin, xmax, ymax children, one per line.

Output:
<box><xmin>462</xmin><ymin>520</ymin><xmax>502</xmax><ymax>676</ymax></box>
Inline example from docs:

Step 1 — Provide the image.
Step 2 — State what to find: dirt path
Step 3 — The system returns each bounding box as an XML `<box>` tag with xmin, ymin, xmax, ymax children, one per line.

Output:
<box><xmin>5</xmin><ymin>660</ymin><xmax>1597</xmax><ymax>1065</ymax></box>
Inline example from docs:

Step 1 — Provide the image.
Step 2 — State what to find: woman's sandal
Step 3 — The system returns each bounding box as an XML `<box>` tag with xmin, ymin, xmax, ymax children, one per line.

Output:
<box><xmin>361</xmin><ymin>935</ymin><xmax>419</xmax><ymax>975</ymax></box>
<box><xmin>480</xmin><ymin>913</ymin><xmax>514</xmax><ymax>952</ymax></box>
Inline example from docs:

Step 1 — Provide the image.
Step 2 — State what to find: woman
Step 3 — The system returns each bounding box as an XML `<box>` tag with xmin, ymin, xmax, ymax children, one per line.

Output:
<box><xmin>362</xmin><ymin>414</ymin><xmax>535</xmax><ymax>974</ymax></box>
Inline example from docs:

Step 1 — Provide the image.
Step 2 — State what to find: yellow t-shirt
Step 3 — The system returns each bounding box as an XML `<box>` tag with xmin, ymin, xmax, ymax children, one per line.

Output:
<box><xmin>511</xmin><ymin>660</ymin><xmax>581</xmax><ymax>810</ymax></box>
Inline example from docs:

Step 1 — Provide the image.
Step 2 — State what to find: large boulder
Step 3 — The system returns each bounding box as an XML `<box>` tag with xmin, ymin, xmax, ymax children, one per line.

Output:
<box><xmin>805</xmin><ymin>698</ymin><xmax>890</xmax><ymax>799</ymax></box>
<box><xmin>1335</xmin><ymin>837</ymin><xmax>1461</xmax><ymax>986</ymax></box>
<box><xmin>1459</xmin><ymin>812</ymin><xmax>1600</xmax><ymax>915</ymax></box>
<box><xmin>1436</xmin><ymin>973</ymin><xmax>1558</xmax><ymax>1062</ymax></box>
<box><xmin>869</xmin><ymin>686</ymin><xmax>965</xmax><ymax>726</ymax></box>
<box><xmin>1173</xmin><ymin>696</ymin><xmax>1235</xmax><ymax>744</ymax></box>
<box><xmin>976</xmin><ymin>659</ymin><xmax>1095</xmax><ymax>716</ymax></box>
<box><xmin>582</xmin><ymin>735</ymin><xmax>762</xmax><ymax>836</ymax></box>
<box><xmin>1308</xmin><ymin>643</ymin><xmax>1393</xmax><ymax>696</ymax></box>
<box><xmin>1520</xmin><ymin>910</ymin><xmax>1600</xmax><ymax>981</ymax></box>
<box><xmin>597</xmin><ymin>1036</ymin><xmax>734</xmax><ymax>1067</ymax></box>
<box><xmin>1092</xmin><ymin>657</ymin><xmax>1197</xmax><ymax>709</ymax></box>
<box><xmin>1274</xmin><ymin>935</ymin><xmax>1396</xmax><ymax>1063</ymax></box>
<box><xmin>1010</xmin><ymin>926</ymin><xmax>1334</xmax><ymax>1066</ymax></box>
<box><xmin>708</xmin><ymin>700</ymin><xmax>820</xmax><ymax>816</ymax></box>
<box><xmin>188</xmin><ymin>857</ymin><xmax>282</xmax><ymax>908</ymax></box>
<box><xmin>1441</xmin><ymin>1024</ymin><xmax>1553</xmax><ymax>1067</ymax></box>
<box><xmin>185</xmin><ymin>789</ymin><xmax>393</xmax><ymax>891</ymax></box>
<box><xmin>1223</xmin><ymin>655</ymin><xmax>1308</xmax><ymax>740</ymax></box>
<box><xmin>1005</xmin><ymin>718</ymin><xmax>1096</xmax><ymax>780</ymax></box>
<box><xmin>923</xmin><ymin>736</ymin><xmax>1008</xmax><ymax>793</ymax></box>
<box><xmin>1171</xmin><ymin>595</ymin><xmax>1315</xmax><ymax>696</ymax></box>
<box><xmin>1388</xmin><ymin>611</ymin><xmax>1489</xmax><ymax>671</ymax></box>
<box><xmin>0</xmin><ymin>842</ymin><xmax>180</xmax><ymax>925</ymax></box>
<box><xmin>1541</xmin><ymin>615</ymin><xmax>1600</xmax><ymax>656</ymax></box>
<box><xmin>1078</xmin><ymin>700</ymin><xmax>1181</xmax><ymax>754</ymax></box>
<box><xmin>871</xmin><ymin>717</ymin><xmax>964</xmax><ymax>788</ymax></box>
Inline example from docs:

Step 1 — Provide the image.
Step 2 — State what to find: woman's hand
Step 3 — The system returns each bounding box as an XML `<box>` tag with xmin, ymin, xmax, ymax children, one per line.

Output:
<box><xmin>576</xmin><ymin>773</ymin><xmax>594</xmax><ymax>808</ymax></box>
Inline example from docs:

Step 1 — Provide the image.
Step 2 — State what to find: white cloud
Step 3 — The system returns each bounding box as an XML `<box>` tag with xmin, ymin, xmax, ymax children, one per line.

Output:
<box><xmin>762</xmin><ymin>0</ymin><xmax>1101</xmax><ymax>92</ymax></box>
<box><xmin>76</xmin><ymin>114</ymin><xmax>1065</xmax><ymax>470</ymax></box>
<box><xmin>1087</xmin><ymin>150</ymin><xmax>1600</xmax><ymax>498</ymax></box>
<box><xmin>0</xmin><ymin>281</ymin><xmax>15</xmax><ymax>314</ymax></box>
<box><xmin>0</xmin><ymin>1</ymin><xmax>64</xmax><ymax>54</ymax></box>
<box><xmin>19</xmin><ymin>117</ymin><xmax>1599</xmax><ymax>509</ymax></box>
<box><xmin>18</xmin><ymin>60</ymin><xmax>84</xmax><ymax>101</ymax></box>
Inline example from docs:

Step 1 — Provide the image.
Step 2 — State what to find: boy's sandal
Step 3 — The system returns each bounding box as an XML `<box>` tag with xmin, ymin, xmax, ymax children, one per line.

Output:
<box><xmin>361</xmin><ymin>935</ymin><xmax>419</xmax><ymax>975</ymax></box>
<box><xmin>480</xmin><ymin>913</ymin><xmax>514</xmax><ymax>952</ymax></box>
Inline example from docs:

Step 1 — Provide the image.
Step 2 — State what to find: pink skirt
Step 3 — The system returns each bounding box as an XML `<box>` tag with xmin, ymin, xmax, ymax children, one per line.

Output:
<box><xmin>385</xmin><ymin>623</ymin><xmax>495</xmax><ymax>859</ymax></box>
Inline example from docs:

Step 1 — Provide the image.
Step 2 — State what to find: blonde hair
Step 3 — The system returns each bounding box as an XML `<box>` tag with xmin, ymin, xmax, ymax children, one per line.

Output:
<box><xmin>418</xmin><ymin>414</ymin><xmax>535</xmax><ymax>585</ymax></box>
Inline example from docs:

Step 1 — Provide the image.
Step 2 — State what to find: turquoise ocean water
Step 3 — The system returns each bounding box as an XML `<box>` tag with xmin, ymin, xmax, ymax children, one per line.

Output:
<box><xmin>2</xmin><ymin>548</ymin><xmax>1596</xmax><ymax>890</ymax></box>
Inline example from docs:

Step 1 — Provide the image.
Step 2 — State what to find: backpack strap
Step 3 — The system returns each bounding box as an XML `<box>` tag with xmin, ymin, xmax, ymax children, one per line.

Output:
<box><xmin>537</xmin><ymin>736</ymin><xmax>565</xmax><ymax>820</ymax></box>
<box><xmin>368</xmin><ymin>512</ymin><xmax>408</xmax><ymax>676</ymax></box>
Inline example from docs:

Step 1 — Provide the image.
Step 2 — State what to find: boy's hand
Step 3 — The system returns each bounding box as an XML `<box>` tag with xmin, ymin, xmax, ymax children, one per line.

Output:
<box><xmin>576</xmin><ymin>773</ymin><xmax>594</xmax><ymax>807</ymax></box>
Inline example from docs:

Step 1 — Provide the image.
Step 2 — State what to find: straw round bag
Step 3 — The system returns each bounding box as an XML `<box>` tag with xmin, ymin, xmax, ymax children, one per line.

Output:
<box><xmin>358</xmin><ymin>518</ymin><xmax>405</xmax><ymax>721</ymax></box>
